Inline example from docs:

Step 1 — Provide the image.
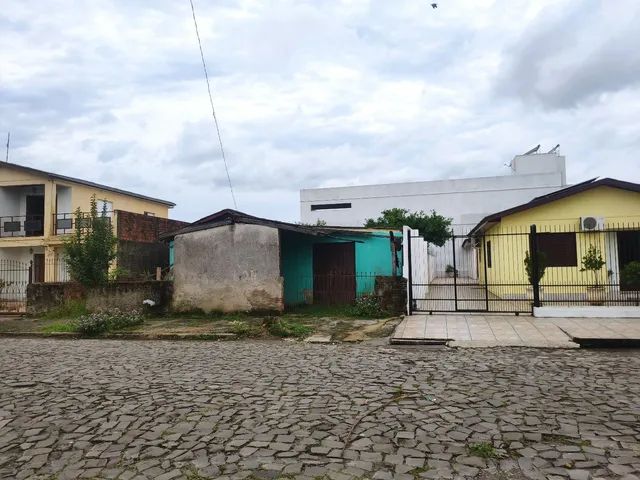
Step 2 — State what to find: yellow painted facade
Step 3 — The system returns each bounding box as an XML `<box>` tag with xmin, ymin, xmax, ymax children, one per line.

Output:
<box><xmin>477</xmin><ymin>186</ymin><xmax>640</xmax><ymax>298</ymax></box>
<box><xmin>0</xmin><ymin>164</ymin><xmax>172</xmax><ymax>281</ymax></box>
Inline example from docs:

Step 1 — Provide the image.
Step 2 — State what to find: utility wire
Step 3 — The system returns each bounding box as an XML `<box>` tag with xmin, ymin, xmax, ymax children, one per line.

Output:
<box><xmin>189</xmin><ymin>0</ymin><xmax>237</xmax><ymax>208</ymax></box>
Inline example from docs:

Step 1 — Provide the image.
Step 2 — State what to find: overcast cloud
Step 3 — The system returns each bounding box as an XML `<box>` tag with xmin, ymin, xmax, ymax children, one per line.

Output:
<box><xmin>2</xmin><ymin>0</ymin><xmax>640</xmax><ymax>222</ymax></box>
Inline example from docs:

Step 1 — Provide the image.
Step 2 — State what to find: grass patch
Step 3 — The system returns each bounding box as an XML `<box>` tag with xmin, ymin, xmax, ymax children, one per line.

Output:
<box><xmin>40</xmin><ymin>321</ymin><xmax>77</xmax><ymax>333</ymax></box>
<box><xmin>182</xmin><ymin>466</ymin><xmax>213</xmax><ymax>480</ymax></box>
<box><xmin>267</xmin><ymin>318</ymin><xmax>313</xmax><ymax>338</ymax></box>
<box><xmin>410</xmin><ymin>466</ymin><xmax>428</xmax><ymax>479</ymax></box>
<box><xmin>285</xmin><ymin>302</ymin><xmax>389</xmax><ymax>319</ymax></box>
<box><xmin>229</xmin><ymin>320</ymin><xmax>261</xmax><ymax>337</ymax></box>
<box><xmin>468</xmin><ymin>442</ymin><xmax>498</xmax><ymax>458</ymax></box>
<box><xmin>40</xmin><ymin>300</ymin><xmax>88</xmax><ymax>320</ymax></box>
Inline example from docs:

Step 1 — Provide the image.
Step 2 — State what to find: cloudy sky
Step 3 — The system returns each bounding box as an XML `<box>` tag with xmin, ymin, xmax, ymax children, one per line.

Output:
<box><xmin>2</xmin><ymin>0</ymin><xmax>640</xmax><ymax>222</ymax></box>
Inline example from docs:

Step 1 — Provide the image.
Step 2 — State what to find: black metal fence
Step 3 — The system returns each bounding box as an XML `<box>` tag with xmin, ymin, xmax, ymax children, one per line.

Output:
<box><xmin>285</xmin><ymin>272</ymin><xmax>379</xmax><ymax>306</ymax></box>
<box><xmin>0</xmin><ymin>260</ymin><xmax>30</xmax><ymax>312</ymax></box>
<box><xmin>407</xmin><ymin>223</ymin><xmax>640</xmax><ymax>314</ymax></box>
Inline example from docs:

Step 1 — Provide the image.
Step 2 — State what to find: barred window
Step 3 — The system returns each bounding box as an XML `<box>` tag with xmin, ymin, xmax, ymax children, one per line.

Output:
<box><xmin>537</xmin><ymin>233</ymin><xmax>577</xmax><ymax>267</ymax></box>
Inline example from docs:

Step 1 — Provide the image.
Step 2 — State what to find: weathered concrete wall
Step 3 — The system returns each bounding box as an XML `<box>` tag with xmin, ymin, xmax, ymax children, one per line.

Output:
<box><xmin>172</xmin><ymin>223</ymin><xmax>283</xmax><ymax>312</ymax></box>
<box><xmin>85</xmin><ymin>282</ymin><xmax>171</xmax><ymax>312</ymax></box>
<box><xmin>27</xmin><ymin>281</ymin><xmax>171</xmax><ymax>315</ymax></box>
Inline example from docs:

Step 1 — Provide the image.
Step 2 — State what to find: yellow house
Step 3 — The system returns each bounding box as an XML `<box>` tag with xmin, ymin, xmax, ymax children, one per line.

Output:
<box><xmin>0</xmin><ymin>161</ymin><xmax>176</xmax><ymax>289</ymax></box>
<box><xmin>469</xmin><ymin>178</ymin><xmax>640</xmax><ymax>302</ymax></box>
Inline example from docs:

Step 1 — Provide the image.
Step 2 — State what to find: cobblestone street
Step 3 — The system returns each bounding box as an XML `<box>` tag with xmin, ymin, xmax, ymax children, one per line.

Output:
<box><xmin>0</xmin><ymin>339</ymin><xmax>639</xmax><ymax>480</ymax></box>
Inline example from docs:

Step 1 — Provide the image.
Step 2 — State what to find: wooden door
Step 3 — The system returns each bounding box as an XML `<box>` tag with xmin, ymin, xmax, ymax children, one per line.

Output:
<box><xmin>32</xmin><ymin>254</ymin><xmax>45</xmax><ymax>283</ymax></box>
<box><xmin>313</xmin><ymin>243</ymin><xmax>356</xmax><ymax>305</ymax></box>
<box><xmin>618</xmin><ymin>231</ymin><xmax>640</xmax><ymax>291</ymax></box>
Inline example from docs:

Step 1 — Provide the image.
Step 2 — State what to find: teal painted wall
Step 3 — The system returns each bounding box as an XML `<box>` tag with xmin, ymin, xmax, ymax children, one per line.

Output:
<box><xmin>280</xmin><ymin>230</ymin><xmax>402</xmax><ymax>305</ymax></box>
<box><xmin>169</xmin><ymin>240</ymin><xmax>174</xmax><ymax>266</ymax></box>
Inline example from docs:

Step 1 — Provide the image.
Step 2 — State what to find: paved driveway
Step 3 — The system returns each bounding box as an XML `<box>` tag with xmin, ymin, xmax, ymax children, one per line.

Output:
<box><xmin>392</xmin><ymin>315</ymin><xmax>640</xmax><ymax>347</ymax></box>
<box><xmin>0</xmin><ymin>339</ymin><xmax>639</xmax><ymax>480</ymax></box>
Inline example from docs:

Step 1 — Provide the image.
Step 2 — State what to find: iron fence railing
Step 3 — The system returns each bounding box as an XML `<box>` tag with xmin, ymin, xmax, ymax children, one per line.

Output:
<box><xmin>407</xmin><ymin>222</ymin><xmax>640</xmax><ymax>314</ymax></box>
<box><xmin>0</xmin><ymin>215</ymin><xmax>45</xmax><ymax>238</ymax></box>
<box><xmin>285</xmin><ymin>272</ymin><xmax>382</xmax><ymax>306</ymax></box>
<box><xmin>0</xmin><ymin>212</ymin><xmax>113</xmax><ymax>238</ymax></box>
<box><xmin>54</xmin><ymin>212</ymin><xmax>112</xmax><ymax>235</ymax></box>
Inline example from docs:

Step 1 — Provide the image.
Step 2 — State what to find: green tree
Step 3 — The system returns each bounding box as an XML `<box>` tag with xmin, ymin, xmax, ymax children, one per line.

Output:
<box><xmin>364</xmin><ymin>208</ymin><xmax>453</xmax><ymax>246</ymax></box>
<box><xmin>580</xmin><ymin>244</ymin><xmax>606</xmax><ymax>287</ymax></box>
<box><xmin>524</xmin><ymin>250</ymin><xmax>547</xmax><ymax>285</ymax></box>
<box><xmin>63</xmin><ymin>195</ymin><xmax>117</xmax><ymax>286</ymax></box>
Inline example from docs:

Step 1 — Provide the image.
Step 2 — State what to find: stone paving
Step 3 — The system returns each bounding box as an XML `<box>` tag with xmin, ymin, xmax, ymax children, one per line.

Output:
<box><xmin>0</xmin><ymin>339</ymin><xmax>639</xmax><ymax>480</ymax></box>
<box><xmin>392</xmin><ymin>315</ymin><xmax>640</xmax><ymax>347</ymax></box>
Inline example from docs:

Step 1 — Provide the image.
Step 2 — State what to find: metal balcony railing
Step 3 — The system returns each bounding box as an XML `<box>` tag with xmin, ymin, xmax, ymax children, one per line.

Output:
<box><xmin>0</xmin><ymin>215</ymin><xmax>45</xmax><ymax>238</ymax></box>
<box><xmin>54</xmin><ymin>212</ymin><xmax>112</xmax><ymax>235</ymax></box>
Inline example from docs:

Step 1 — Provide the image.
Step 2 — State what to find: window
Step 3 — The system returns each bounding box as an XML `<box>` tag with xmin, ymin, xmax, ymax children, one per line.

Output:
<box><xmin>96</xmin><ymin>199</ymin><xmax>113</xmax><ymax>217</ymax></box>
<box><xmin>144</xmin><ymin>211</ymin><xmax>156</xmax><ymax>217</ymax></box>
<box><xmin>486</xmin><ymin>240</ymin><xmax>492</xmax><ymax>268</ymax></box>
<box><xmin>537</xmin><ymin>233</ymin><xmax>577</xmax><ymax>267</ymax></box>
<box><xmin>310</xmin><ymin>203</ymin><xmax>352</xmax><ymax>211</ymax></box>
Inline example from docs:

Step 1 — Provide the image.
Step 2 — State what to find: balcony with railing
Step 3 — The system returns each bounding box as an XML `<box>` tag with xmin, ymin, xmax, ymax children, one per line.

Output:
<box><xmin>54</xmin><ymin>212</ymin><xmax>113</xmax><ymax>236</ymax></box>
<box><xmin>0</xmin><ymin>215</ymin><xmax>45</xmax><ymax>238</ymax></box>
<box><xmin>0</xmin><ymin>212</ymin><xmax>112</xmax><ymax>239</ymax></box>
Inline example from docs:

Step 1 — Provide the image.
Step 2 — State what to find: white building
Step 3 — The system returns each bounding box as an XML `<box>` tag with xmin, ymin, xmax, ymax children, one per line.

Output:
<box><xmin>300</xmin><ymin>150</ymin><xmax>567</xmax><ymax>233</ymax></box>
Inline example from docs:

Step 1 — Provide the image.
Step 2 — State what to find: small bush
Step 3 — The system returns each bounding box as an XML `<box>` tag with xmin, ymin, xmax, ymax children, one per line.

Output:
<box><xmin>229</xmin><ymin>320</ymin><xmax>256</xmax><ymax>337</ymax></box>
<box><xmin>348</xmin><ymin>295</ymin><xmax>386</xmax><ymax>318</ymax></box>
<box><xmin>76</xmin><ymin>309</ymin><xmax>143</xmax><ymax>336</ymax></box>
<box><xmin>622</xmin><ymin>261</ymin><xmax>640</xmax><ymax>290</ymax></box>
<box><xmin>266</xmin><ymin>318</ymin><xmax>312</xmax><ymax>338</ymax></box>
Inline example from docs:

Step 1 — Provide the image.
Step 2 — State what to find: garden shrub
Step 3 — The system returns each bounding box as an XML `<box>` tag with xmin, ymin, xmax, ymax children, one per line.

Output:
<box><xmin>266</xmin><ymin>318</ymin><xmax>312</xmax><ymax>338</ymax></box>
<box><xmin>75</xmin><ymin>309</ymin><xmax>143</xmax><ymax>336</ymax></box>
<box><xmin>348</xmin><ymin>295</ymin><xmax>386</xmax><ymax>318</ymax></box>
<box><xmin>229</xmin><ymin>320</ymin><xmax>255</xmax><ymax>337</ymax></box>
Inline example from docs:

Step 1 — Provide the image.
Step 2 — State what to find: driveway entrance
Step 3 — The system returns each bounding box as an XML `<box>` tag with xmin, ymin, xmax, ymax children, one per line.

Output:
<box><xmin>391</xmin><ymin>314</ymin><xmax>640</xmax><ymax>347</ymax></box>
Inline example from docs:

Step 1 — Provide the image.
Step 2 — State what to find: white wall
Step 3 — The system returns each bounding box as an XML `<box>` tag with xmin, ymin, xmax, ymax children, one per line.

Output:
<box><xmin>300</xmin><ymin>154</ymin><xmax>567</xmax><ymax>230</ymax></box>
<box><xmin>403</xmin><ymin>226</ymin><xmax>436</xmax><ymax>312</ymax></box>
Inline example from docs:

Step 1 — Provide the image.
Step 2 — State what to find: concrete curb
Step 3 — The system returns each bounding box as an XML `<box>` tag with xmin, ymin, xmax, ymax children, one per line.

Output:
<box><xmin>0</xmin><ymin>331</ymin><xmax>238</xmax><ymax>341</ymax></box>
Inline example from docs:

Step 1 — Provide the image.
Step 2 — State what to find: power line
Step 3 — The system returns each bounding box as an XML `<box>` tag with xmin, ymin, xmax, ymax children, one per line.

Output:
<box><xmin>188</xmin><ymin>0</ymin><xmax>237</xmax><ymax>209</ymax></box>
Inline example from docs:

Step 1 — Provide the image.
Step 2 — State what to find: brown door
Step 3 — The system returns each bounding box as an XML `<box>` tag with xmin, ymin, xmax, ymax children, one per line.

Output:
<box><xmin>313</xmin><ymin>242</ymin><xmax>356</xmax><ymax>305</ymax></box>
<box><xmin>32</xmin><ymin>254</ymin><xmax>45</xmax><ymax>283</ymax></box>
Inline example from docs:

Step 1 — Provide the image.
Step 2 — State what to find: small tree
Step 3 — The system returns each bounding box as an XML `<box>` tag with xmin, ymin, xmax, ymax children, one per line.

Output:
<box><xmin>364</xmin><ymin>208</ymin><xmax>453</xmax><ymax>246</ymax></box>
<box><xmin>64</xmin><ymin>195</ymin><xmax>117</xmax><ymax>286</ymax></box>
<box><xmin>580</xmin><ymin>244</ymin><xmax>606</xmax><ymax>287</ymax></box>
<box><xmin>524</xmin><ymin>250</ymin><xmax>547</xmax><ymax>285</ymax></box>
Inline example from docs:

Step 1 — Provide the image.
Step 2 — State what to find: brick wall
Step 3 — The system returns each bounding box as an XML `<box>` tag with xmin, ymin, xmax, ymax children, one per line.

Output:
<box><xmin>375</xmin><ymin>276</ymin><xmax>407</xmax><ymax>315</ymax></box>
<box><xmin>116</xmin><ymin>210</ymin><xmax>189</xmax><ymax>243</ymax></box>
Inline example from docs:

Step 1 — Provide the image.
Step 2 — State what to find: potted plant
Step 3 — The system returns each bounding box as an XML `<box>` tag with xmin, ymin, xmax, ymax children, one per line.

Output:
<box><xmin>580</xmin><ymin>244</ymin><xmax>606</xmax><ymax>305</ymax></box>
<box><xmin>524</xmin><ymin>250</ymin><xmax>547</xmax><ymax>300</ymax></box>
<box><xmin>445</xmin><ymin>264</ymin><xmax>457</xmax><ymax>278</ymax></box>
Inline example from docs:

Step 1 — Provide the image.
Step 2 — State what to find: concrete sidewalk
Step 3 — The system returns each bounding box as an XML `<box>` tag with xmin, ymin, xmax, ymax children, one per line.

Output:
<box><xmin>391</xmin><ymin>314</ymin><xmax>640</xmax><ymax>347</ymax></box>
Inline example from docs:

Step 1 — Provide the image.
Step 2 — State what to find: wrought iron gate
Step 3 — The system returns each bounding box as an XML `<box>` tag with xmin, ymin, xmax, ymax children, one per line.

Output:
<box><xmin>406</xmin><ymin>223</ymin><xmax>640</xmax><ymax>315</ymax></box>
<box><xmin>406</xmin><ymin>228</ymin><xmax>532</xmax><ymax>314</ymax></box>
<box><xmin>0</xmin><ymin>260</ymin><xmax>31</xmax><ymax>314</ymax></box>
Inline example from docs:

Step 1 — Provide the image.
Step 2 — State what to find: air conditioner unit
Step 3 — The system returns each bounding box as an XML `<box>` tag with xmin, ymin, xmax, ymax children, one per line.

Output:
<box><xmin>580</xmin><ymin>216</ymin><xmax>604</xmax><ymax>231</ymax></box>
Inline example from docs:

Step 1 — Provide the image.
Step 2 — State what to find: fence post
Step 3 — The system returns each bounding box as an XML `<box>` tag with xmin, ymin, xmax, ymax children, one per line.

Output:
<box><xmin>529</xmin><ymin>224</ymin><xmax>541</xmax><ymax>309</ymax></box>
<box><xmin>406</xmin><ymin>228</ymin><xmax>413</xmax><ymax>315</ymax></box>
<box><xmin>28</xmin><ymin>260</ymin><xmax>33</xmax><ymax>285</ymax></box>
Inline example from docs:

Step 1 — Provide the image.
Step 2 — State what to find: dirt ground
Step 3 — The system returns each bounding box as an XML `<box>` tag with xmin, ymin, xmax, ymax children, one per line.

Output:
<box><xmin>0</xmin><ymin>313</ymin><xmax>403</xmax><ymax>342</ymax></box>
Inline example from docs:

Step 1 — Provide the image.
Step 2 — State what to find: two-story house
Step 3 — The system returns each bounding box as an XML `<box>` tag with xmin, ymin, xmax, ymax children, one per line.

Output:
<box><xmin>0</xmin><ymin>161</ymin><xmax>185</xmax><ymax>311</ymax></box>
